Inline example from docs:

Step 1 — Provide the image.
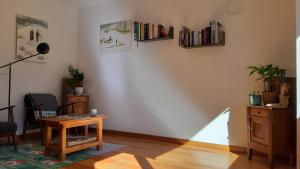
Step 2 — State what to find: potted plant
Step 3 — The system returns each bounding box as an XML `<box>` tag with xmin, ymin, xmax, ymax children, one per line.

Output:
<box><xmin>64</xmin><ymin>65</ymin><xmax>85</xmax><ymax>95</ymax></box>
<box><xmin>248</xmin><ymin>64</ymin><xmax>286</xmax><ymax>104</ymax></box>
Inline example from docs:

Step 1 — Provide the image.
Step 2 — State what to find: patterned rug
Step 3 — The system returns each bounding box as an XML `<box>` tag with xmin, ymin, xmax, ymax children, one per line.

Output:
<box><xmin>0</xmin><ymin>142</ymin><xmax>124</xmax><ymax>169</ymax></box>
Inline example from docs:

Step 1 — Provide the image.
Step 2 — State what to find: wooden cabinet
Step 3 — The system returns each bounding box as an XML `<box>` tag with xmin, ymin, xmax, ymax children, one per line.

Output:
<box><xmin>247</xmin><ymin>106</ymin><xmax>296</xmax><ymax>169</ymax></box>
<box><xmin>62</xmin><ymin>95</ymin><xmax>89</xmax><ymax>115</ymax></box>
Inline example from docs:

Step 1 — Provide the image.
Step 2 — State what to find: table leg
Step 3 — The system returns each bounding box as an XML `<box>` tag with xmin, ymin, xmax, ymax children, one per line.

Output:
<box><xmin>268</xmin><ymin>153</ymin><xmax>274</xmax><ymax>169</ymax></box>
<box><xmin>45</xmin><ymin>126</ymin><xmax>52</xmax><ymax>156</ymax></box>
<box><xmin>83</xmin><ymin>126</ymin><xmax>88</xmax><ymax>137</ymax></box>
<box><xmin>59</xmin><ymin>127</ymin><xmax>67</xmax><ymax>160</ymax></box>
<box><xmin>248</xmin><ymin>148</ymin><xmax>253</xmax><ymax>160</ymax></box>
<box><xmin>96</xmin><ymin>119</ymin><xmax>103</xmax><ymax>150</ymax></box>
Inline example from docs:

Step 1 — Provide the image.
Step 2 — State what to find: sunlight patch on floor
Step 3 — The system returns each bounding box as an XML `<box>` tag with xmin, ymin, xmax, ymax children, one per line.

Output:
<box><xmin>93</xmin><ymin>153</ymin><xmax>143</xmax><ymax>169</ymax></box>
<box><xmin>149</xmin><ymin>139</ymin><xmax>240</xmax><ymax>169</ymax></box>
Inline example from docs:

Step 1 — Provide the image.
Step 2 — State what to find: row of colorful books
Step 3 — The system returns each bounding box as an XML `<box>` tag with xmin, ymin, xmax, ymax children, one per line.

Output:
<box><xmin>134</xmin><ymin>21</ymin><xmax>174</xmax><ymax>41</ymax></box>
<box><xmin>179</xmin><ymin>21</ymin><xmax>225</xmax><ymax>47</ymax></box>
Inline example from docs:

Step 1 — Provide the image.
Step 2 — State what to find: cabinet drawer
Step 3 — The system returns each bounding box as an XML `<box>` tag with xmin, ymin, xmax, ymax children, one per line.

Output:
<box><xmin>250</xmin><ymin>108</ymin><xmax>269</xmax><ymax>118</ymax></box>
<box><xmin>69</xmin><ymin>96</ymin><xmax>87</xmax><ymax>103</ymax></box>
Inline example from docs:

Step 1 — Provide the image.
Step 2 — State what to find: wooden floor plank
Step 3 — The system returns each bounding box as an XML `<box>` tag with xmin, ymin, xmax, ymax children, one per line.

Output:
<box><xmin>60</xmin><ymin>133</ymin><xmax>295</xmax><ymax>169</ymax></box>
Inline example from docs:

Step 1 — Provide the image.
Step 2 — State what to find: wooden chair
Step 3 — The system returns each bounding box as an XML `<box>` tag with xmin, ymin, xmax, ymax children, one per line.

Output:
<box><xmin>23</xmin><ymin>94</ymin><xmax>76</xmax><ymax>145</ymax></box>
<box><xmin>0</xmin><ymin>106</ymin><xmax>17</xmax><ymax>151</ymax></box>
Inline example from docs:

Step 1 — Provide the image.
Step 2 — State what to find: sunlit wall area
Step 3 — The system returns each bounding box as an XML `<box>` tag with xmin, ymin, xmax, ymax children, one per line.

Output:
<box><xmin>78</xmin><ymin>0</ymin><xmax>296</xmax><ymax>148</ymax></box>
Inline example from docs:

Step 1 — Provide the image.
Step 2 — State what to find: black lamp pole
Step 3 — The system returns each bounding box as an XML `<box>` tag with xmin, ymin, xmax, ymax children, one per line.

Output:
<box><xmin>0</xmin><ymin>43</ymin><xmax>50</xmax><ymax>110</ymax></box>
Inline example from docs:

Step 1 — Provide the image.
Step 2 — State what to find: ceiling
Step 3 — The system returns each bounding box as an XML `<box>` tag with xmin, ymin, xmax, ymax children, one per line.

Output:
<box><xmin>60</xmin><ymin>0</ymin><xmax>111</xmax><ymax>8</ymax></box>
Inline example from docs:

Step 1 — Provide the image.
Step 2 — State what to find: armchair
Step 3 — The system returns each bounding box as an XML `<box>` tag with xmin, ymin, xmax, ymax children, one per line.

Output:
<box><xmin>23</xmin><ymin>94</ymin><xmax>75</xmax><ymax>144</ymax></box>
<box><xmin>0</xmin><ymin>106</ymin><xmax>17</xmax><ymax>151</ymax></box>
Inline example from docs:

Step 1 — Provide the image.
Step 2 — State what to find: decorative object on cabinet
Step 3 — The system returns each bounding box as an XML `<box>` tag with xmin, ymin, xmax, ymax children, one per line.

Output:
<box><xmin>247</xmin><ymin>106</ymin><xmax>296</xmax><ymax>169</ymax></box>
<box><xmin>16</xmin><ymin>14</ymin><xmax>48</xmax><ymax>63</ymax></box>
<box><xmin>62</xmin><ymin>95</ymin><xmax>89</xmax><ymax>115</ymax></box>
<box><xmin>179</xmin><ymin>21</ymin><xmax>225</xmax><ymax>48</ymax></box>
<box><xmin>63</xmin><ymin>65</ymin><xmax>85</xmax><ymax>95</ymax></box>
<box><xmin>134</xmin><ymin>21</ymin><xmax>174</xmax><ymax>47</ymax></box>
<box><xmin>249</xmin><ymin>91</ymin><xmax>262</xmax><ymax>106</ymax></box>
<box><xmin>100</xmin><ymin>20</ymin><xmax>132</xmax><ymax>54</ymax></box>
<box><xmin>247</xmin><ymin>64</ymin><xmax>286</xmax><ymax>105</ymax></box>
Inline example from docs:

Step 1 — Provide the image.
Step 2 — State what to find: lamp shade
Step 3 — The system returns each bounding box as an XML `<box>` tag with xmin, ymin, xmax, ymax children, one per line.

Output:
<box><xmin>37</xmin><ymin>43</ymin><xmax>50</xmax><ymax>54</ymax></box>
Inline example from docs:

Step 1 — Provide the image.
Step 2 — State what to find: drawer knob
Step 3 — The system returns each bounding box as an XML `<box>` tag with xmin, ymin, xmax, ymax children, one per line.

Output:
<box><xmin>257</xmin><ymin>112</ymin><xmax>261</xmax><ymax>114</ymax></box>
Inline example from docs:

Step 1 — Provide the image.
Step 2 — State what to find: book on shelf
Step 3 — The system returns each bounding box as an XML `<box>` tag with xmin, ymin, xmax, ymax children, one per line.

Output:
<box><xmin>134</xmin><ymin>21</ymin><xmax>139</xmax><ymax>40</ymax></box>
<box><xmin>134</xmin><ymin>21</ymin><xmax>173</xmax><ymax>41</ymax></box>
<box><xmin>140</xmin><ymin>22</ymin><xmax>144</xmax><ymax>41</ymax></box>
<box><xmin>145</xmin><ymin>23</ymin><xmax>149</xmax><ymax>40</ymax></box>
<box><xmin>179</xmin><ymin>21</ymin><xmax>225</xmax><ymax>48</ymax></box>
<box><xmin>210</xmin><ymin>21</ymin><xmax>217</xmax><ymax>44</ymax></box>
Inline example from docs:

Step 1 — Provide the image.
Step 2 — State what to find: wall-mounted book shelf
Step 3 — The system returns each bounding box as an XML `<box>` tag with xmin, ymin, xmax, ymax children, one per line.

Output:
<box><xmin>137</xmin><ymin>36</ymin><xmax>174</xmax><ymax>42</ymax></box>
<box><xmin>181</xmin><ymin>43</ymin><xmax>225</xmax><ymax>49</ymax></box>
<box><xmin>134</xmin><ymin>21</ymin><xmax>174</xmax><ymax>47</ymax></box>
<box><xmin>179</xmin><ymin>21</ymin><xmax>225</xmax><ymax>49</ymax></box>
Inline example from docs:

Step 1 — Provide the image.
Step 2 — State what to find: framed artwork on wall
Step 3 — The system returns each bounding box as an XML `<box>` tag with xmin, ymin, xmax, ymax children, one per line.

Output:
<box><xmin>100</xmin><ymin>20</ymin><xmax>132</xmax><ymax>54</ymax></box>
<box><xmin>16</xmin><ymin>14</ymin><xmax>48</xmax><ymax>62</ymax></box>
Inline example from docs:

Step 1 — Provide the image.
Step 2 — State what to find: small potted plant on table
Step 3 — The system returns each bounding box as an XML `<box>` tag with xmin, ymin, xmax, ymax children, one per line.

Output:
<box><xmin>248</xmin><ymin>64</ymin><xmax>286</xmax><ymax>105</ymax></box>
<box><xmin>64</xmin><ymin>65</ymin><xmax>85</xmax><ymax>95</ymax></box>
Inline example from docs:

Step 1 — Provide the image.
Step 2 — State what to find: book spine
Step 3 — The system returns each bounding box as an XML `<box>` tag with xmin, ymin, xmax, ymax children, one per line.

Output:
<box><xmin>158</xmin><ymin>24</ymin><xmax>163</xmax><ymax>38</ymax></box>
<box><xmin>134</xmin><ymin>21</ymin><xmax>138</xmax><ymax>40</ymax></box>
<box><xmin>140</xmin><ymin>22</ymin><xmax>144</xmax><ymax>41</ymax></box>
<box><xmin>202</xmin><ymin>29</ymin><xmax>205</xmax><ymax>45</ymax></box>
<box><xmin>210</xmin><ymin>21</ymin><xmax>216</xmax><ymax>45</ymax></box>
<box><xmin>179</xmin><ymin>31</ymin><xmax>182</xmax><ymax>46</ymax></box>
<box><xmin>198</xmin><ymin>31</ymin><xmax>202</xmax><ymax>45</ymax></box>
<box><xmin>168</xmin><ymin>26</ymin><xmax>174</xmax><ymax>38</ymax></box>
<box><xmin>154</xmin><ymin>25</ymin><xmax>158</xmax><ymax>39</ymax></box>
<box><xmin>194</xmin><ymin>31</ymin><xmax>198</xmax><ymax>46</ymax></box>
<box><xmin>149</xmin><ymin>23</ymin><xmax>153</xmax><ymax>39</ymax></box>
<box><xmin>191</xmin><ymin>31</ymin><xmax>194</xmax><ymax>46</ymax></box>
<box><xmin>152</xmin><ymin>24</ymin><xmax>155</xmax><ymax>39</ymax></box>
<box><xmin>144</xmin><ymin>23</ymin><xmax>148</xmax><ymax>40</ymax></box>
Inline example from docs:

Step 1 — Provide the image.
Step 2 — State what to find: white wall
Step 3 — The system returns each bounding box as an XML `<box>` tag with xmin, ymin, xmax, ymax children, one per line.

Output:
<box><xmin>0</xmin><ymin>0</ymin><xmax>78</xmax><ymax>134</ymax></box>
<box><xmin>78</xmin><ymin>0</ymin><xmax>295</xmax><ymax>147</ymax></box>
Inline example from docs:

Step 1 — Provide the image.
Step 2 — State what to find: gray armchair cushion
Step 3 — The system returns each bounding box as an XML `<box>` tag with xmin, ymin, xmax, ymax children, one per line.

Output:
<box><xmin>0</xmin><ymin>122</ymin><xmax>17</xmax><ymax>134</ymax></box>
<box><xmin>26</xmin><ymin>94</ymin><xmax>58</xmax><ymax>111</ymax></box>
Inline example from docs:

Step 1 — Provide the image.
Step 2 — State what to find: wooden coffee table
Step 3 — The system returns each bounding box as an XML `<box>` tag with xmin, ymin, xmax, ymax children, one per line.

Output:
<box><xmin>40</xmin><ymin>114</ymin><xmax>106</xmax><ymax>160</ymax></box>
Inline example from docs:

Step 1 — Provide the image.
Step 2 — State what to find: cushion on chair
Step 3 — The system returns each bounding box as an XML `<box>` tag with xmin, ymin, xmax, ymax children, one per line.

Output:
<box><xmin>0</xmin><ymin>122</ymin><xmax>17</xmax><ymax>134</ymax></box>
<box><xmin>34</xmin><ymin>110</ymin><xmax>57</xmax><ymax>119</ymax></box>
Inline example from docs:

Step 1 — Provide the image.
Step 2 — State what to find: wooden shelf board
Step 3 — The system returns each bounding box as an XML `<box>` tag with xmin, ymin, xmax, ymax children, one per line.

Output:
<box><xmin>136</xmin><ymin>37</ymin><xmax>174</xmax><ymax>42</ymax></box>
<box><xmin>181</xmin><ymin>43</ymin><xmax>225</xmax><ymax>49</ymax></box>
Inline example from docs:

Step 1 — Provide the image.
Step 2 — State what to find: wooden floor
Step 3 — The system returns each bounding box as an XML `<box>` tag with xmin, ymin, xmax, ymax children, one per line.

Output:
<box><xmin>61</xmin><ymin>133</ymin><xmax>295</xmax><ymax>169</ymax></box>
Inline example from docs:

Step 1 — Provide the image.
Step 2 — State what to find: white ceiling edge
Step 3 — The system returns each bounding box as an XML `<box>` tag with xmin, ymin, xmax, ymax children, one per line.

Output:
<box><xmin>59</xmin><ymin>0</ymin><xmax>113</xmax><ymax>8</ymax></box>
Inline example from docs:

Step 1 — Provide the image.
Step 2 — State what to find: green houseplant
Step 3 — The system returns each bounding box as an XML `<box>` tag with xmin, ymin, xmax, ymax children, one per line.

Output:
<box><xmin>64</xmin><ymin>65</ymin><xmax>85</xmax><ymax>95</ymax></box>
<box><xmin>248</xmin><ymin>64</ymin><xmax>286</xmax><ymax>104</ymax></box>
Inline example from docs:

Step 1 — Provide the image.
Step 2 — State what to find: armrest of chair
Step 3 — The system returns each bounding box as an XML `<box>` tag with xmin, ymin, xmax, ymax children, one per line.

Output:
<box><xmin>0</xmin><ymin>106</ymin><xmax>15</xmax><ymax>112</ymax></box>
<box><xmin>0</xmin><ymin>106</ymin><xmax>16</xmax><ymax>122</ymax></box>
<box><xmin>25</xmin><ymin>104</ymin><xmax>43</xmax><ymax>120</ymax></box>
<box><xmin>25</xmin><ymin>104</ymin><xmax>43</xmax><ymax>111</ymax></box>
<box><xmin>56</xmin><ymin>102</ymin><xmax>76</xmax><ymax>115</ymax></box>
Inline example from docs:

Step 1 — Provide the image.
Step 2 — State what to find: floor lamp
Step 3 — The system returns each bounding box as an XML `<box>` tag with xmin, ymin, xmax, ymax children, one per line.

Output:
<box><xmin>0</xmin><ymin>43</ymin><xmax>50</xmax><ymax>112</ymax></box>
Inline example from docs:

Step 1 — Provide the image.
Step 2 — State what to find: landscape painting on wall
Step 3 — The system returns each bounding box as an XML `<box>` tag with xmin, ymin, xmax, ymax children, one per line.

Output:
<box><xmin>100</xmin><ymin>20</ymin><xmax>132</xmax><ymax>54</ymax></box>
<box><xmin>16</xmin><ymin>14</ymin><xmax>48</xmax><ymax>62</ymax></box>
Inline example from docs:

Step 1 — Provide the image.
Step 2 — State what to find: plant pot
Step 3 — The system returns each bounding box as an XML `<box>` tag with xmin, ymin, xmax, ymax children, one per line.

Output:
<box><xmin>279</xmin><ymin>96</ymin><xmax>290</xmax><ymax>106</ymax></box>
<box><xmin>262</xmin><ymin>91</ymin><xmax>278</xmax><ymax>105</ymax></box>
<box><xmin>249</xmin><ymin>95</ymin><xmax>262</xmax><ymax>106</ymax></box>
<box><xmin>75</xmin><ymin>87</ymin><xmax>84</xmax><ymax>95</ymax></box>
